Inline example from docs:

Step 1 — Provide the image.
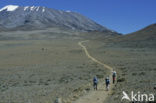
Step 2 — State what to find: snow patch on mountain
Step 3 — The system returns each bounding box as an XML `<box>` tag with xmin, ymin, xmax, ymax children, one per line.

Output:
<box><xmin>24</xmin><ymin>6</ymin><xmax>41</xmax><ymax>11</ymax></box>
<box><xmin>42</xmin><ymin>7</ymin><xmax>45</xmax><ymax>12</ymax></box>
<box><xmin>0</xmin><ymin>5</ymin><xmax>19</xmax><ymax>12</ymax></box>
<box><xmin>30</xmin><ymin>6</ymin><xmax>35</xmax><ymax>11</ymax></box>
<box><xmin>24</xmin><ymin>6</ymin><xmax>29</xmax><ymax>11</ymax></box>
<box><xmin>36</xmin><ymin>7</ymin><xmax>40</xmax><ymax>11</ymax></box>
<box><xmin>66</xmin><ymin>10</ymin><xmax>71</xmax><ymax>13</ymax></box>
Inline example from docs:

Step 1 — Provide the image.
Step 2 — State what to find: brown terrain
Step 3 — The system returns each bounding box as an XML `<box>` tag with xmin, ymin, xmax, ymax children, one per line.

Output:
<box><xmin>0</xmin><ymin>24</ymin><xmax>155</xmax><ymax>103</ymax></box>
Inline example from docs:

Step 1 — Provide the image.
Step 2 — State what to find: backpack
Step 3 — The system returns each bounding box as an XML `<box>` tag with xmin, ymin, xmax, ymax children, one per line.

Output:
<box><xmin>106</xmin><ymin>78</ymin><xmax>110</xmax><ymax>84</ymax></box>
<box><xmin>113</xmin><ymin>72</ymin><xmax>116</xmax><ymax>77</ymax></box>
<box><xmin>93</xmin><ymin>77</ymin><xmax>98</xmax><ymax>83</ymax></box>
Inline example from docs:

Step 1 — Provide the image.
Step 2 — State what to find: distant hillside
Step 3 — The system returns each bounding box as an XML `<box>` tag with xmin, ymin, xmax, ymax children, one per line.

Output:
<box><xmin>120</xmin><ymin>23</ymin><xmax>156</xmax><ymax>41</ymax></box>
<box><xmin>0</xmin><ymin>5</ymin><xmax>115</xmax><ymax>33</ymax></box>
<box><xmin>105</xmin><ymin>23</ymin><xmax>156</xmax><ymax>48</ymax></box>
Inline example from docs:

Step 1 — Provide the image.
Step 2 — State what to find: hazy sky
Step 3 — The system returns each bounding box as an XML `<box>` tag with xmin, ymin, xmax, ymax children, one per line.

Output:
<box><xmin>0</xmin><ymin>0</ymin><xmax>155</xmax><ymax>34</ymax></box>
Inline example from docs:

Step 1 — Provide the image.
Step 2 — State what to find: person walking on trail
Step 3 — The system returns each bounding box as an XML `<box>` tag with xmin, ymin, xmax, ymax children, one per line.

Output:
<box><xmin>93</xmin><ymin>76</ymin><xmax>98</xmax><ymax>90</ymax></box>
<box><xmin>105</xmin><ymin>77</ymin><xmax>110</xmax><ymax>91</ymax></box>
<box><xmin>112</xmin><ymin>70</ymin><xmax>117</xmax><ymax>84</ymax></box>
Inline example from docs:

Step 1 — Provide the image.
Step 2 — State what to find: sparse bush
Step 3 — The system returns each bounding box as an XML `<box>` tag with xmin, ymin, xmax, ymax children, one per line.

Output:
<box><xmin>85</xmin><ymin>88</ymin><xmax>90</xmax><ymax>92</ymax></box>
<box><xmin>96</xmin><ymin>74</ymin><xmax>104</xmax><ymax>79</ymax></box>
<box><xmin>139</xmin><ymin>72</ymin><xmax>146</xmax><ymax>76</ymax></box>
<box><xmin>117</xmin><ymin>78</ymin><xmax>125</xmax><ymax>82</ymax></box>
<box><xmin>132</xmin><ymin>73</ymin><xmax>137</xmax><ymax>76</ymax></box>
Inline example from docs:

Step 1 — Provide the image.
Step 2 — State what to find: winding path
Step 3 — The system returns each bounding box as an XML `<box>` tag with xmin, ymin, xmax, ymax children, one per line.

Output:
<box><xmin>73</xmin><ymin>40</ymin><xmax>114</xmax><ymax>103</ymax></box>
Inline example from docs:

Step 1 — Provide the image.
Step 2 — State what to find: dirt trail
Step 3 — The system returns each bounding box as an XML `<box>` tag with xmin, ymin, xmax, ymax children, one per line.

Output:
<box><xmin>73</xmin><ymin>40</ymin><xmax>114</xmax><ymax>103</ymax></box>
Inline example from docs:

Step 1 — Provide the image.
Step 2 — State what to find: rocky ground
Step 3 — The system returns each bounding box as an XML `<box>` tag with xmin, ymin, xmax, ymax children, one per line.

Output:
<box><xmin>0</xmin><ymin>29</ymin><xmax>155</xmax><ymax>103</ymax></box>
<box><xmin>0</xmin><ymin>38</ymin><xmax>109</xmax><ymax>103</ymax></box>
<box><xmin>85</xmin><ymin>40</ymin><xmax>156</xmax><ymax>103</ymax></box>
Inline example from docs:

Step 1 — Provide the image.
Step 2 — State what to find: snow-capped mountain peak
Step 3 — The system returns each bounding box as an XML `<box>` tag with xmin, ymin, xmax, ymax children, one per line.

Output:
<box><xmin>0</xmin><ymin>5</ymin><xmax>113</xmax><ymax>32</ymax></box>
<box><xmin>0</xmin><ymin>5</ymin><xmax>19</xmax><ymax>12</ymax></box>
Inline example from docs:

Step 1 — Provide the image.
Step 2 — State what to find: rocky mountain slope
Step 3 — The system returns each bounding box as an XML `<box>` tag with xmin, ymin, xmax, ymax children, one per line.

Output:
<box><xmin>118</xmin><ymin>23</ymin><xmax>156</xmax><ymax>41</ymax></box>
<box><xmin>0</xmin><ymin>5</ymin><xmax>111</xmax><ymax>32</ymax></box>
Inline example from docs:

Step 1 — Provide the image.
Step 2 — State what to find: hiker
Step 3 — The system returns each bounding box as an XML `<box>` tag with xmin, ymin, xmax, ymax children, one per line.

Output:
<box><xmin>105</xmin><ymin>76</ymin><xmax>110</xmax><ymax>91</ymax></box>
<box><xmin>154</xmin><ymin>85</ymin><xmax>156</xmax><ymax>90</ymax></box>
<box><xmin>112</xmin><ymin>70</ymin><xmax>117</xmax><ymax>84</ymax></box>
<box><xmin>93</xmin><ymin>76</ymin><xmax>98</xmax><ymax>90</ymax></box>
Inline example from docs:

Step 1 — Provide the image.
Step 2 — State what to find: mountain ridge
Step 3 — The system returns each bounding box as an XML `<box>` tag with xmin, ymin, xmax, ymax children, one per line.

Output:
<box><xmin>124</xmin><ymin>23</ymin><xmax>156</xmax><ymax>41</ymax></box>
<box><xmin>0</xmin><ymin>5</ymin><xmax>114</xmax><ymax>33</ymax></box>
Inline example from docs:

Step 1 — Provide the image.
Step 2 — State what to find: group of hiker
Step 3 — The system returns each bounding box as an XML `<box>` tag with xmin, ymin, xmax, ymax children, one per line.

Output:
<box><xmin>93</xmin><ymin>70</ymin><xmax>117</xmax><ymax>91</ymax></box>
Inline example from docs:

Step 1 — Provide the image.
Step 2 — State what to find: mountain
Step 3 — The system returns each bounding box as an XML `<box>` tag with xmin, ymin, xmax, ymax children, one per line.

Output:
<box><xmin>0</xmin><ymin>5</ymin><xmax>112</xmax><ymax>32</ymax></box>
<box><xmin>107</xmin><ymin>23</ymin><xmax>156</xmax><ymax>48</ymax></box>
<box><xmin>119</xmin><ymin>23</ymin><xmax>156</xmax><ymax>41</ymax></box>
<box><xmin>126</xmin><ymin>23</ymin><xmax>156</xmax><ymax>40</ymax></box>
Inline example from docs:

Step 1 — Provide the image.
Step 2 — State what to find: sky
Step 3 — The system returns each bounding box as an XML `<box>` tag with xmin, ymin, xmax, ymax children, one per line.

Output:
<box><xmin>0</xmin><ymin>0</ymin><xmax>155</xmax><ymax>34</ymax></box>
